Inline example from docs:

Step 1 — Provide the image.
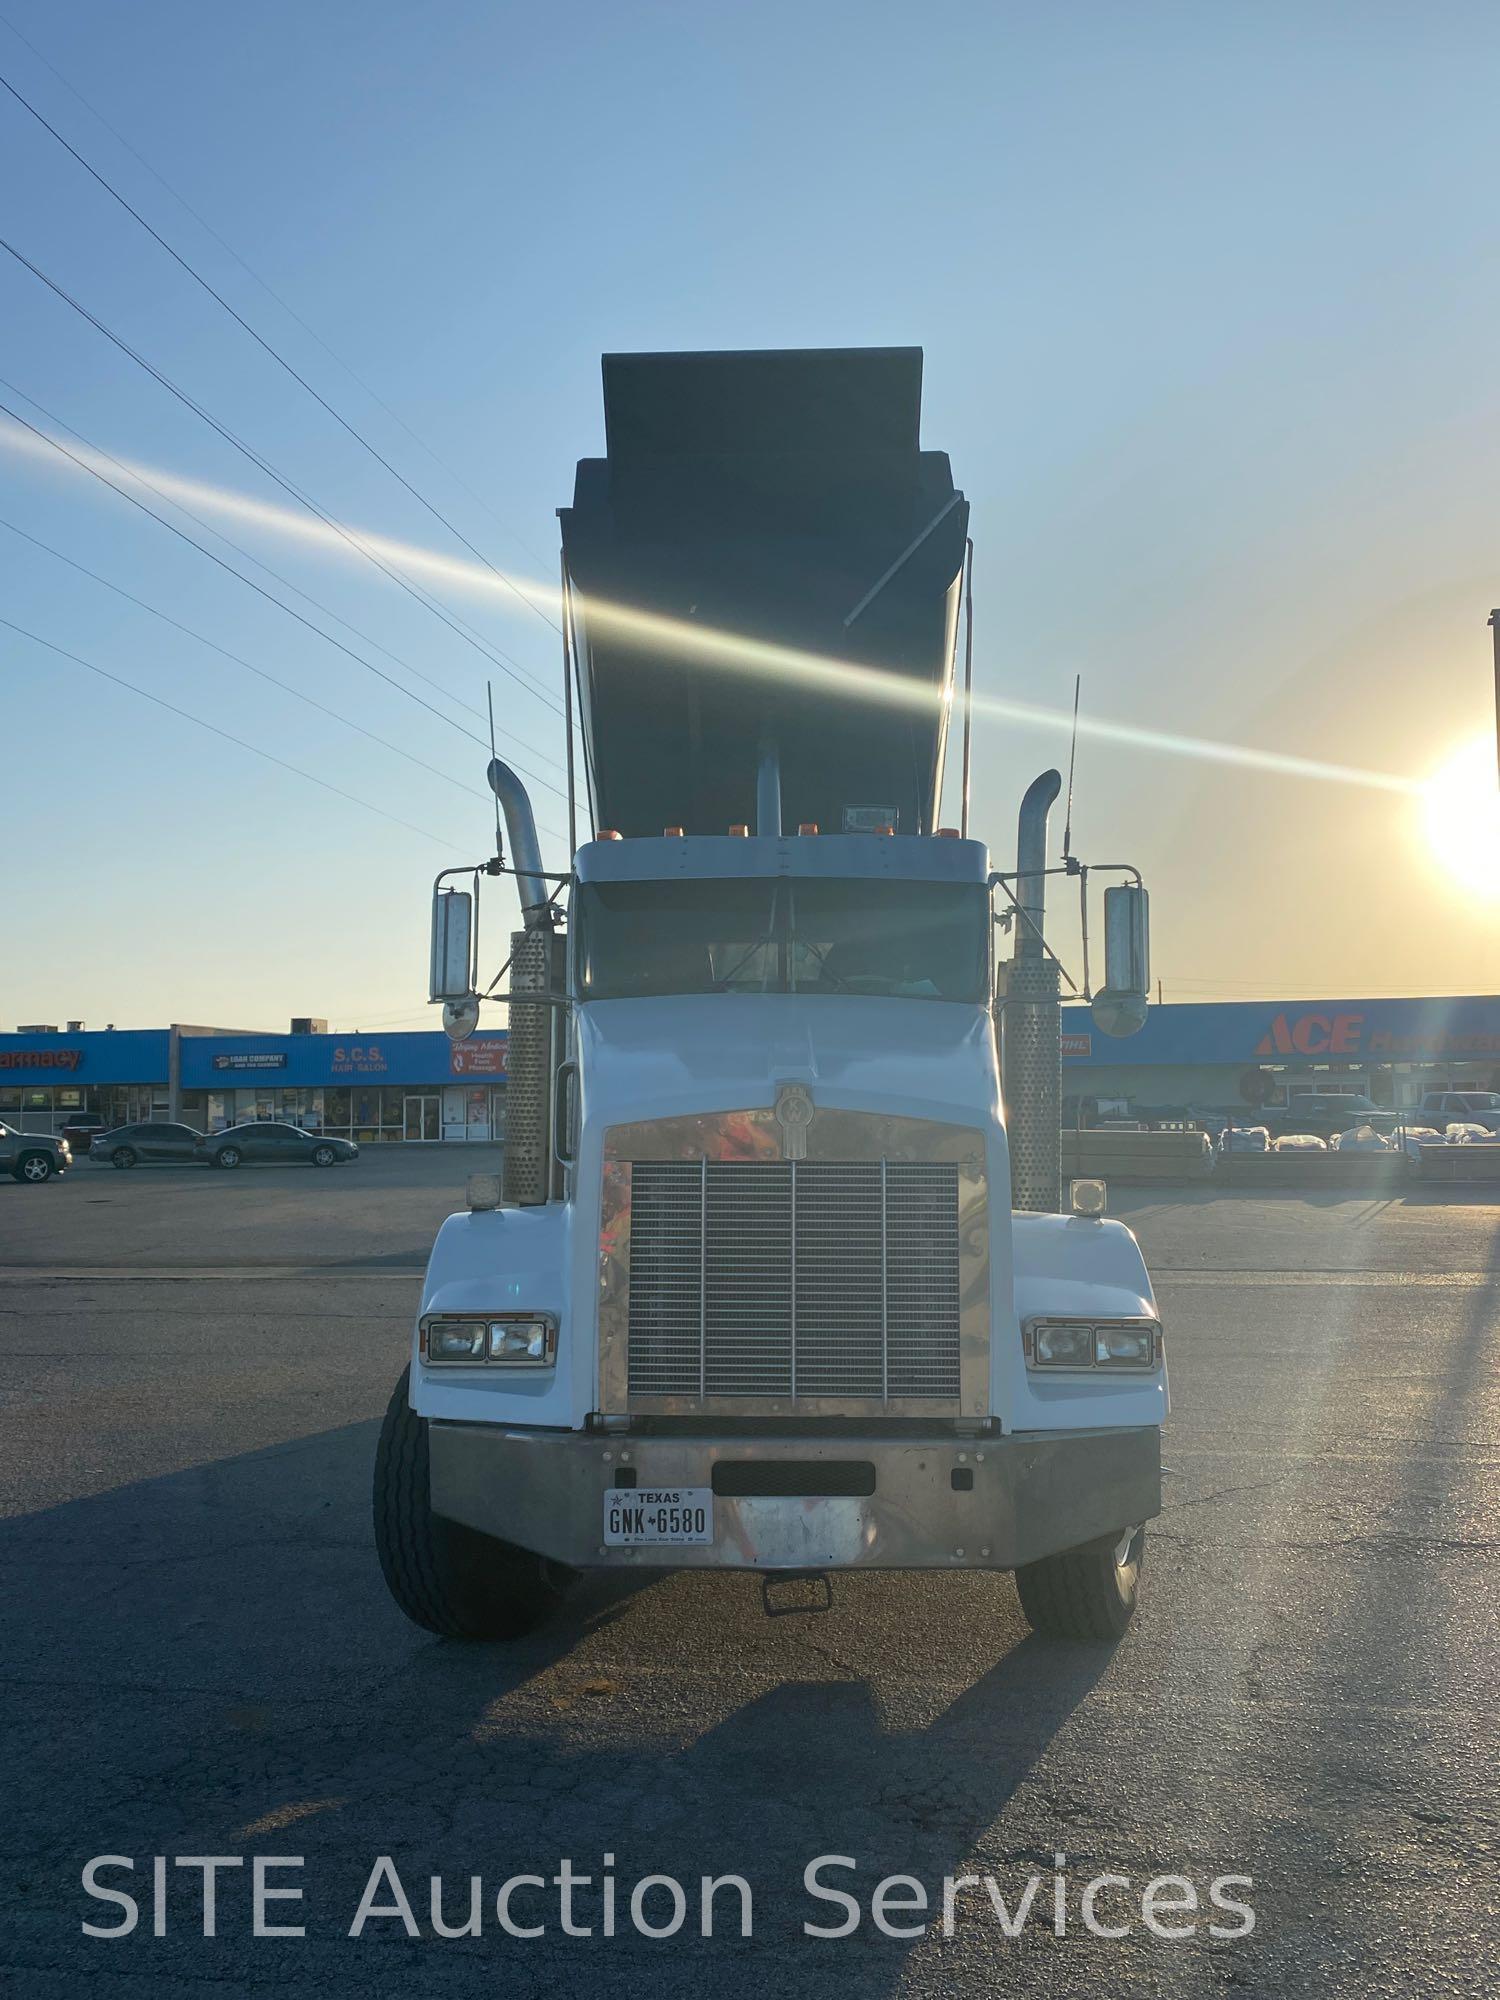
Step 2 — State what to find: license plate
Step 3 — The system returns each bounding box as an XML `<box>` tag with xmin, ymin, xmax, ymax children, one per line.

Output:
<box><xmin>603</xmin><ymin>1487</ymin><xmax>713</xmax><ymax>1546</ymax></box>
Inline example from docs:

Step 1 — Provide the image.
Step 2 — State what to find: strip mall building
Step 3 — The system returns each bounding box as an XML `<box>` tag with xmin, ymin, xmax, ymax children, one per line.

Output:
<box><xmin>0</xmin><ymin>1022</ymin><xmax>508</xmax><ymax>1143</ymax></box>
<box><xmin>3</xmin><ymin>994</ymin><xmax>1495</xmax><ymax>1142</ymax></box>
<box><xmin>1060</xmin><ymin>993</ymin><xmax>1500</xmax><ymax>1115</ymax></box>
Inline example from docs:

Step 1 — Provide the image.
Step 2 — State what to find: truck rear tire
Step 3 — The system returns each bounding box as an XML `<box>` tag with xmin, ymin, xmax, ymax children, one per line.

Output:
<box><xmin>373</xmin><ymin>1367</ymin><xmax>564</xmax><ymax>1640</ymax></box>
<box><xmin>1014</xmin><ymin>1525</ymin><xmax>1144</xmax><ymax>1642</ymax></box>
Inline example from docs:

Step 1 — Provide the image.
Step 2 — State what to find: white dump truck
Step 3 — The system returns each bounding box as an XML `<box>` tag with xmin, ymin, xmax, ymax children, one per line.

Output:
<box><xmin>374</xmin><ymin>348</ymin><xmax>1166</xmax><ymax>1643</ymax></box>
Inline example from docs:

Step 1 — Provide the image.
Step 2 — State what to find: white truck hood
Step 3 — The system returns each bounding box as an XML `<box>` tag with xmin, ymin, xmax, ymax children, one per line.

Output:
<box><xmin>574</xmin><ymin>994</ymin><xmax>1001</xmax><ymax>1131</ymax></box>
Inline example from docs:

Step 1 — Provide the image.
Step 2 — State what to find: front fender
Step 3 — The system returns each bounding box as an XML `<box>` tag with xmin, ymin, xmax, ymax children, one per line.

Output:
<box><xmin>999</xmin><ymin>1212</ymin><xmax>1169</xmax><ymax>1431</ymax></box>
<box><xmin>409</xmin><ymin>1203</ymin><xmax>578</xmax><ymax>1426</ymax></box>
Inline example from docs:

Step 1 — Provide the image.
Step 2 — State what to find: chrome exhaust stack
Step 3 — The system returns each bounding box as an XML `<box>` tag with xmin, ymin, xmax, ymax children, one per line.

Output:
<box><xmin>487</xmin><ymin>760</ymin><xmax>564</xmax><ymax>1206</ymax></box>
<box><xmin>1002</xmin><ymin>770</ymin><xmax>1063</xmax><ymax>1212</ymax></box>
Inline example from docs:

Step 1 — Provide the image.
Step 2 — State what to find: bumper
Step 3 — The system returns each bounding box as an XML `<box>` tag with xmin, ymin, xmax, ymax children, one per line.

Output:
<box><xmin>428</xmin><ymin>1423</ymin><xmax>1161</xmax><ymax>1572</ymax></box>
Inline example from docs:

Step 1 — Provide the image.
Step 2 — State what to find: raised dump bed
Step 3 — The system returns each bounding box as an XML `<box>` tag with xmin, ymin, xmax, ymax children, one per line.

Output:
<box><xmin>559</xmin><ymin>347</ymin><xmax>969</xmax><ymax>838</ymax></box>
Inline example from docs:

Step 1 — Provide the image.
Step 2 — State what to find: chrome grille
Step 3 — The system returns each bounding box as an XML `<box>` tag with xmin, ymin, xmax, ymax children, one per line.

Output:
<box><xmin>626</xmin><ymin>1159</ymin><xmax>962</xmax><ymax>1403</ymax></box>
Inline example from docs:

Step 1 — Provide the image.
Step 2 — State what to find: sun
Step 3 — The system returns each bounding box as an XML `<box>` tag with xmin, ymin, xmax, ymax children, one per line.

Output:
<box><xmin>1421</xmin><ymin>734</ymin><xmax>1500</xmax><ymax>902</ymax></box>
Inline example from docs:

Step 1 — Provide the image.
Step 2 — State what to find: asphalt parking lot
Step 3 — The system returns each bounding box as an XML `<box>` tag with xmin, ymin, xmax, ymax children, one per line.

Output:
<box><xmin>1</xmin><ymin>1151</ymin><xmax>1496</xmax><ymax>1996</ymax></box>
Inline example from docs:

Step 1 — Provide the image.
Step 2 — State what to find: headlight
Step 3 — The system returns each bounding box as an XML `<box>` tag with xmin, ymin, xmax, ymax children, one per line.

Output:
<box><xmin>489</xmin><ymin>1319</ymin><xmax>552</xmax><ymax>1362</ymax></box>
<box><xmin>425</xmin><ymin>1319</ymin><xmax>488</xmax><ymax>1362</ymax></box>
<box><xmin>1095</xmin><ymin>1324</ymin><xmax>1156</xmax><ymax>1366</ymax></box>
<box><xmin>421</xmin><ymin>1313</ymin><xmax>557</xmax><ymax>1366</ymax></box>
<box><xmin>1032</xmin><ymin>1321</ymin><xmax>1095</xmax><ymax>1367</ymax></box>
<box><xmin>1025</xmin><ymin>1317</ymin><xmax>1161</xmax><ymax>1371</ymax></box>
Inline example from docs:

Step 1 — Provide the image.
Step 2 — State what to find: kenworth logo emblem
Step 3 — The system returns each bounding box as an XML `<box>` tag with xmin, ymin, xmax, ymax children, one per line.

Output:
<box><xmin>773</xmin><ymin>1082</ymin><xmax>815</xmax><ymax>1159</ymax></box>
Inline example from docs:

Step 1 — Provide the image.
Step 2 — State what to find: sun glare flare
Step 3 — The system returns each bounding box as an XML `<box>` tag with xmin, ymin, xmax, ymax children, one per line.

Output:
<box><xmin>0</xmin><ymin>412</ymin><xmax>1426</xmax><ymax>802</ymax></box>
<box><xmin>1422</xmin><ymin>734</ymin><xmax>1500</xmax><ymax>902</ymax></box>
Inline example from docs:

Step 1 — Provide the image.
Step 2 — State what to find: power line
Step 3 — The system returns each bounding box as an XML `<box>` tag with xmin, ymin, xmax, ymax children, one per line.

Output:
<box><xmin>0</xmin><ymin>514</ymin><xmax>495</xmax><ymax>808</ymax></box>
<box><xmin>0</xmin><ymin>61</ymin><xmax>562</xmax><ymax>636</ymax></box>
<box><xmin>0</xmin><ymin>371</ymin><xmax>488</xmax><ymax>734</ymax></box>
<box><xmin>0</xmin><ymin>512</ymin><xmax>570</xmax><ymax>844</ymax></box>
<box><xmin>0</xmin><ymin>8</ymin><xmax>552</xmax><ymax>573</ymax></box>
<box><xmin>0</xmin><ymin>392</ymin><xmax>568</xmax><ymax>804</ymax></box>
<box><xmin>2</xmin><ymin>616</ymin><xmax>458</xmax><ymax>848</ymax></box>
<box><xmin>0</xmin><ymin>232</ymin><xmax>565</xmax><ymax>718</ymax></box>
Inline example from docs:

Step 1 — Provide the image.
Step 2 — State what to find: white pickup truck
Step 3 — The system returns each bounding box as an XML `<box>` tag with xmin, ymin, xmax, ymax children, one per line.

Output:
<box><xmin>1413</xmin><ymin>1091</ymin><xmax>1500</xmax><ymax>1136</ymax></box>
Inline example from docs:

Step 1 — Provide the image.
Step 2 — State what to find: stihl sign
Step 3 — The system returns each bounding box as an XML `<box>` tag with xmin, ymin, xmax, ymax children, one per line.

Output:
<box><xmin>1254</xmin><ymin>1013</ymin><xmax>1363</xmax><ymax>1058</ymax></box>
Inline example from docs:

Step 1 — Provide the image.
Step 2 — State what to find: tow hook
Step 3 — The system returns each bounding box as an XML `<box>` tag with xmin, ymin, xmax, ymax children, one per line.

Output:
<box><xmin>761</xmin><ymin>1572</ymin><xmax>833</xmax><ymax>1617</ymax></box>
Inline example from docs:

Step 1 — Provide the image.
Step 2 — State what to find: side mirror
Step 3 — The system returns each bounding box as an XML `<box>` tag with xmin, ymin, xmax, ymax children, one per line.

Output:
<box><xmin>1092</xmin><ymin>882</ymin><xmax>1150</xmax><ymax>1038</ymax></box>
<box><xmin>429</xmin><ymin>887</ymin><xmax>474</xmax><ymax>1002</ymax></box>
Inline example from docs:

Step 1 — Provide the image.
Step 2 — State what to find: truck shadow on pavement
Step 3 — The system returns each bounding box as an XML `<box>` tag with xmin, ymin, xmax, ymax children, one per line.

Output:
<box><xmin>0</xmin><ymin>1412</ymin><xmax>1156</xmax><ymax>1996</ymax></box>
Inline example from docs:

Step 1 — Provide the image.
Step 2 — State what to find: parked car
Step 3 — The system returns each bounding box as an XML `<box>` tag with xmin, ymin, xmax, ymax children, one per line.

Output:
<box><xmin>1415</xmin><ymin>1091</ymin><xmax>1500</xmax><ymax>1136</ymax></box>
<box><xmin>202</xmin><ymin>1122</ymin><xmax>359</xmax><ymax>1170</ymax></box>
<box><xmin>1273</xmin><ymin>1132</ymin><xmax>1329</xmax><ymax>1151</ymax></box>
<box><xmin>1330</xmin><ymin>1124</ymin><xmax>1392</xmax><ymax>1152</ymax></box>
<box><xmin>1264</xmin><ymin>1093</ymin><xmax>1383</xmax><ymax>1140</ymax></box>
<box><xmin>1217</xmin><ymin>1125</ymin><xmax>1271</xmax><ymax>1153</ymax></box>
<box><xmin>59</xmin><ymin>1110</ymin><xmax>110</xmax><ymax>1154</ymax></box>
<box><xmin>0</xmin><ymin>1121</ymin><xmax>72</xmax><ymax>1183</ymax></box>
<box><xmin>91</xmin><ymin>1121</ymin><xmax>206</xmax><ymax>1168</ymax></box>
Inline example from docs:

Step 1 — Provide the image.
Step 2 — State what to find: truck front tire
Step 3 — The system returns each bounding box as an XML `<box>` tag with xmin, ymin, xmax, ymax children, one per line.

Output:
<box><xmin>373</xmin><ymin>1367</ymin><xmax>564</xmax><ymax>1640</ymax></box>
<box><xmin>1014</xmin><ymin>1525</ymin><xmax>1144</xmax><ymax>1642</ymax></box>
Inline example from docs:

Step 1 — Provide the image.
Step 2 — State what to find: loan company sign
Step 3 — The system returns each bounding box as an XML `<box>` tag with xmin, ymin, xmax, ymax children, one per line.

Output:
<box><xmin>1254</xmin><ymin>1011</ymin><xmax>1500</xmax><ymax>1060</ymax></box>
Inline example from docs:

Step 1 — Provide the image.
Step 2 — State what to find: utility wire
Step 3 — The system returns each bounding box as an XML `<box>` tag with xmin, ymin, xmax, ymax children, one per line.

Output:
<box><xmin>0</xmin><ymin>514</ymin><xmax>497</xmax><ymax>810</ymax></box>
<box><xmin>0</xmin><ymin>371</ymin><xmax>489</xmax><ymax>734</ymax></box>
<box><xmin>2</xmin><ymin>616</ymin><xmax>457</xmax><ymax>848</ymax></box>
<box><xmin>0</xmin><ymin>234</ymin><xmax>564</xmax><ymax>717</ymax></box>
<box><xmin>0</xmin><ymin>9</ymin><xmax>552</xmax><ymax>573</ymax></box>
<box><xmin>0</xmin><ymin>62</ymin><xmax>562</xmax><ymax>635</ymax></box>
<box><xmin>0</xmin><ymin>393</ymin><xmax>568</xmax><ymax>803</ymax></box>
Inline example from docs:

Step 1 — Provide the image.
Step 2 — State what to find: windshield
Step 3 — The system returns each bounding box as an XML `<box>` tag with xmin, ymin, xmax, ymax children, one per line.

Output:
<box><xmin>575</xmin><ymin>879</ymin><xmax>990</xmax><ymax>1003</ymax></box>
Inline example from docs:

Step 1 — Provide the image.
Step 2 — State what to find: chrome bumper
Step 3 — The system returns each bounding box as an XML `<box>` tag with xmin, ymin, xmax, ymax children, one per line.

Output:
<box><xmin>427</xmin><ymin>1424</ymin><xmax>1161</xmax><ymax>1572</ymax></box>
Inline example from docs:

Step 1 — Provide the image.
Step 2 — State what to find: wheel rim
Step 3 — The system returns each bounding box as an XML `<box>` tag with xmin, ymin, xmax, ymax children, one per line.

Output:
<box><xmin>115</xmin><ymin>1150</ymin><xmax>135</xmax><ymax>1169</ymax></box>
<box><xmin>315</xmin><ymin>1147</ymin><xmax>334</xmax><ymax>1165</ymax></box>
<box><xmin>220</xmin><ymin>1149</ymin><xmax>239</xmax><ymax>1167</ymax></box>
<box><xmin>23</xmin><ymin>1156</ymin><xmax>50</xmax><ymax>1181</ymax></box>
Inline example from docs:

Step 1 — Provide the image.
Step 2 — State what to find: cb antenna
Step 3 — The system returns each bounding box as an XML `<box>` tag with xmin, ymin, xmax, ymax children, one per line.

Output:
<box><xmin>1061</xmin><ymin>674</ymin><xmax>1081</xmax><ymax>862</ymax></box>
<box><xmin>486</xmin><ymin>681</ymin><xmax>504</xmax><ymax>861</ymax></box>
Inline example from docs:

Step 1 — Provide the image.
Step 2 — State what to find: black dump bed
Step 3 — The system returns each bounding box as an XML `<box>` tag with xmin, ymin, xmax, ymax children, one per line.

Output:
<box><xmin>559</xmin><ymin>347</ymin><xmax>968</xmax><ymax>839</ymax></box>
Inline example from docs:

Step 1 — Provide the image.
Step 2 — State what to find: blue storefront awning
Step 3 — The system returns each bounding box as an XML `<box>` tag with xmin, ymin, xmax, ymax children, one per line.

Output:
<box><xmin>0</xmin><ymin>1028</ymin><xmax>507</xmax><ymax>1088</ymax></box>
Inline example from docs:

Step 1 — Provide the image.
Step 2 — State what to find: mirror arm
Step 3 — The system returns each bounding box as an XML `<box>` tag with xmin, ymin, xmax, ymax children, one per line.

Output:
<box><xmin>987</xmin><ymin>873</ymin><xmax>1080</xmax><ymax>994</ymax></box>
<box><xmin>1078</xmin><ymin>862</ymin><xmax>1091</xmax><ymax>1002</ymax></box>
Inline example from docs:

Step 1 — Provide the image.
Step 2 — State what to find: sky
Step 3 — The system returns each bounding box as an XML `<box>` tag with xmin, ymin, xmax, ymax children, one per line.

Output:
<box><xmin>2</xmin><ymin>0</ymin><xmax>1498</xmax><ymax>1035</ymax></box>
